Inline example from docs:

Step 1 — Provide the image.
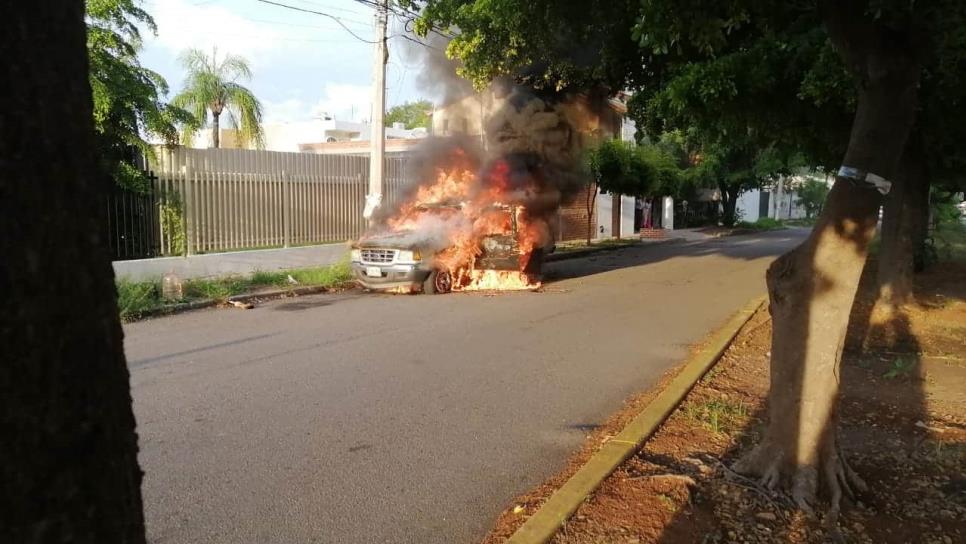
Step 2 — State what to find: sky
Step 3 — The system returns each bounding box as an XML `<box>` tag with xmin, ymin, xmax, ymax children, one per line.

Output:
<box><xmin>138</xmin><ymin>0</ymin><xmax>431</xmax><ymax>124</ymax></box>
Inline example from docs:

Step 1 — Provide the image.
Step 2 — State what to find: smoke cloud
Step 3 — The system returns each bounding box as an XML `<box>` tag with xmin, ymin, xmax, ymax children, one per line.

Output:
<box><xmin>370</xmin><ymin>30</ymin><xmax>616</xmax><ymax>256</ymax></box>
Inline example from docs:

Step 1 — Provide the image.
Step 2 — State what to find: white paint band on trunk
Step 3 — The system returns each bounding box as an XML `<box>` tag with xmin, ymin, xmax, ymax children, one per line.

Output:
<box><xmin>837</xmin><ymin>166</ymin><xmax>892</xmax><ymax>195</ymax></box>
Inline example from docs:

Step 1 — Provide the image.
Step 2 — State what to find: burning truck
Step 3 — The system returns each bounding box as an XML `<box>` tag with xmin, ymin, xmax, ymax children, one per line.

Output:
<box><xmin>350</xmin><ymin>145</ymin><xmax>555</xmax><ymax>294</ymax></box>
<box><xmin>351</xmin><ymin>82</ymin><xmax>599</xmax><ymax>294</ymax></box>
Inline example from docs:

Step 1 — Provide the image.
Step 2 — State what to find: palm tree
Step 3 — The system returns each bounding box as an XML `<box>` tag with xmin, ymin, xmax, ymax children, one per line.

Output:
<box><xmin>173</xmin><ymin>48</ymin><xmax>264</xmax><ymax>148</ymax></box>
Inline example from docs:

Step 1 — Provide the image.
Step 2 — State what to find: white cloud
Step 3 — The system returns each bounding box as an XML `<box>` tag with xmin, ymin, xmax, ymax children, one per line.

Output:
<box><xmin>262</xmin><ymin>84</ymin><xmax>372</xmax><ymax>124</ymax></box>
<box><xmin>144</xmin><ymin>0</ymin><xmax>289</xmax><ymax>63</ymax></box>
<box><xmin>312</xmin><ymin>83</ymin><xmax>373</xmax><ymax>121</ymax></box>
<box><xmin>263</xmin><ymin>98</ymin><xmax>309</xmax><ymax>124</ymax></box>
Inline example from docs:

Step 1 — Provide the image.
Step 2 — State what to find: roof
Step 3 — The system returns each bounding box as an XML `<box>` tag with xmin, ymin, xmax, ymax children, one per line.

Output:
<box><xmin>298</xmin><ymin>138</ymin><xmax>424</xmax><ymax>155</ymax></box>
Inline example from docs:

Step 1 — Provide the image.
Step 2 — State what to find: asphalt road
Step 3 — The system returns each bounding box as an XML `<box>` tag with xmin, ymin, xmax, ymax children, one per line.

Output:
<box><xmin>125</xmin><ymin>229</ymin><xmax>807</xmax><ymax>544</ymax></box>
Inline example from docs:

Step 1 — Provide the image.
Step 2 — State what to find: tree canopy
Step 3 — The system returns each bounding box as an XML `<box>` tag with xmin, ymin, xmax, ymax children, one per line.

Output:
<box><xmin>410</xmin><ymin>1</ymin><xmax>640</xmax><ymax>91</ymax></box>
<box><xmin>796</xmin><ymin>178</ymin><xmax>831</xmax><ymax>219</ymax></box>
<box><xmin>386</xmin><ymin>99</ymin><xmax>432</xmax><ymax>129</ymax></box>
<box><xmin>173</xmin><ymin>48</ymin><xmax>264</xmax><ymax>149</ymax></box>
<box><xmin>86</xmin><ymin>0</ymin><xmax>191</xmax><ymax>190</ymax></box>
<box><xmin>587</xmin><ymin>139</ymin><xmax>680</xmax><ymax>198</ymax></box>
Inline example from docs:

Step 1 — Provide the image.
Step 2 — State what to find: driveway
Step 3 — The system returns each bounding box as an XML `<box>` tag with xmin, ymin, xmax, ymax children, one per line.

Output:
<box><xmin>125</xmin><ymin>229</ymin><xmax>807</xmax><ymax>543</ymax></box>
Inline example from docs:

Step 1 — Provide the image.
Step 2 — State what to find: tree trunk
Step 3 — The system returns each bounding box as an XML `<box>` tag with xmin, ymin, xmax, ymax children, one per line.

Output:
<box><xmin>720</xmin><ymin>186</ymin><xmax>738</xmax><ymax>226</ymax></box>
<box><xmin>0</xmin><ymin>2</ymin><xmax>146</xmax><ymax>542</ymax></box>
<box><xmin>910</xmin><ymin>171</ymin><xmax>931</xmax><ymax>272</ymax></box>
<box><xmin>877</xmin><ymin>138</ymin><xmax>927</xmax><ymax>307</ymax></box>
<box><xmin>734</xmin><ymin>1</ymin><xmax>921</xmax><ymax>516</ymax></box>
<box><xmin>212</xmin><ymin>110</ymin><xmax>221</xmax><ymax>148</ymax></box>
<box><xmin>586</xmin><ymin>181</ymin><xmax>597</xmax><ymax>245</ymax></box>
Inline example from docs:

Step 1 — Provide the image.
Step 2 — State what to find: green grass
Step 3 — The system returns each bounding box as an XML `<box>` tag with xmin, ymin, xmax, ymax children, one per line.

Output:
<box><xmin>785</xmin><ymin>217</ymin><xmax>818</xmax><ymax>227</ymax></box>
<box><xmin>116</xmin><ymin>278</ymin><xmax>164</xmax><ymax>321</ymax></box>
<box><xmin>735</xmin><ymin>217</ymin><xmax>786</xmax><ymax>231</ymax></box>
<box><xmin>115</xmin><ymin>261</ymin><xmax>353</xmax><ymax>322</ymax></box>
<box><xmin>683</xmin><ymin>396</ymin><xmax>750</xmax><ymax>434</ymax></box>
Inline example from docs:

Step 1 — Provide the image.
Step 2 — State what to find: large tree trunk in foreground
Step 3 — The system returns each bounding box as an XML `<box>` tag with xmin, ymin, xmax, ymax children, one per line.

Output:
<box><xmin>0</xmin><ymin>2</ymin><xmax>145</xmax><ymax>542</ymax></box>
<box><xmin>735</xmin><ymin>1</ymin><xmax>921</xmax><ymax>517</ymax></box>
<box><xmin>877</xmin><ymin>138</ymin><xmax>928</xmax><ymax>307</ymax></box>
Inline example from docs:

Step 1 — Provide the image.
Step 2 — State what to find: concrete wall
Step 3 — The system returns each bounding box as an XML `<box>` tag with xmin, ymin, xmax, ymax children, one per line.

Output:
<box><xmin>597</xmin><ymin>192</ymin><xmax>613</xmax><ymax>238</ymax></box>
<box><xmin>736</xmin><ymin>186</ymin><xmax>808</xmax><ymax>222</ymax></box>
<box><xmin>662</xmin><ymin>197</ymin><xmax>675</xmax><ymax>230</ymax></box>
<box><xmin>113</xmin><ymin>243</ymin><xmax>349</xmax><ymax>282</ymax></box>
<box><xmin>736</xmin><ymin>190</ymin><xmax>761</xmax><ymax>222</ymax></box>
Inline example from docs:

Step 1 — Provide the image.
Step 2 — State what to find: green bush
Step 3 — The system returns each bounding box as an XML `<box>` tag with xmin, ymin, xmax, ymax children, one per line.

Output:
<box><xmin>736</xmin><ymin>217</ymin><xmax>785</xmax><ymax>230</ymax></box>
<box><xmin>159</xmin><ymin>193</ymin><xmax>186</xmax><ymax>256</ymax></box>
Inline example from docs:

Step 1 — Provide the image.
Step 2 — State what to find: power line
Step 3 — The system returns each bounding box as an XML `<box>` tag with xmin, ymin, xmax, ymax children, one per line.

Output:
<box><xmin>283</xmin><ymin>0</ymin><xmax>368</xmax><ymax>16</ymax></box>
<box><xmin>394</xmin><ymin>33</ymin><xmax>442</xmax><ymax>52</ymax></box>
<box><xmin>253</xmin><ymin>0</ymin><xmax>379</xmax><ymax>43</ymax></box>
<box><xmin>255</xmin><ymin>0</ymin><xmax>446</xmax><ymax>51</ymax></box>
<box><xmin>243</xmin><ymin>16</ymin><xmax>370</xmax><ymax>31</ymax></box>
<box><xmin>351</xmin><ymin>0</ymin><xmax>456</xmax><ymax>40</ymax></box>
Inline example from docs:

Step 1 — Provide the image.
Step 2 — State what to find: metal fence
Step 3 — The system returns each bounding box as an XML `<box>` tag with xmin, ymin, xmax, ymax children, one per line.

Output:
<box><xmin>144</xmin><ymin>147</ymin><xmax>410</xmax><ymax>257</ymax></box>
<box><xmin>105</xmin><ymin>174</ymin><xmax>162</xmax><ymax>260</ymax></box>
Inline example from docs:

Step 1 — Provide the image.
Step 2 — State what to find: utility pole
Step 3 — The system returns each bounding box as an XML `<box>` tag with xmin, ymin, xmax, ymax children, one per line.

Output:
<box><xmin>364</xmin><ymin>0</ymin><xmax>388</xmax><ymax>223</ymax></box>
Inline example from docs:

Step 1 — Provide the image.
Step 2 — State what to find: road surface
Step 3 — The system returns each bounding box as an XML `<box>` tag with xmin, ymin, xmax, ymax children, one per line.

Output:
<box><xmin>126</xmin><ymin>229</ymin><xmax>807</xmax><ymax>544</ymax></box>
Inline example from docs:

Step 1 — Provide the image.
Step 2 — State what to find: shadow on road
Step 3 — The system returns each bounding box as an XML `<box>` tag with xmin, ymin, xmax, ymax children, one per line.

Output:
<box><xmin>543</xmin><ymin>231</ymin><xmax>808</xmax><ymax>285</ymax></box>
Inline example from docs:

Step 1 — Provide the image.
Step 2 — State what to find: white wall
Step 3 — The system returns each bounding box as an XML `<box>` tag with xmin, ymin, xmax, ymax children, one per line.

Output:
<box><xmin>597</xmin><ymin>192</ymin><xmax>613</xmax><ymax>238</ymax></box>
<box><xmin>772</xmin><ymin>190</ymin><xmax>807</xmax><ymax>220</ymax></box>
<box><xmin>736</xmin><ymin>190</ymin><xmax>761</xmax><ymax>223</ymax></box>
<box><xmin>662</xmin><ymin>196</ymin><xmax>675</xmax><ymax>230</ymax></box>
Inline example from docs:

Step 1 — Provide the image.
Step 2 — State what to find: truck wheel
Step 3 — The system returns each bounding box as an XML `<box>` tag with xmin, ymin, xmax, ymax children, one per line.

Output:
<box><xmin>423</xmin><ymin>269</ymin><xmax>452</xmax><ymax>294</ymax></box>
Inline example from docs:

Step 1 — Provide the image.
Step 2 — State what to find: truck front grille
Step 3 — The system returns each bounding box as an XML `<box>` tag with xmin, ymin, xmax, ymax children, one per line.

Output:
<box><xmin>361</xmin><ymin>249</ymin><xmax>396</xmax><ymax>263</ymax></box>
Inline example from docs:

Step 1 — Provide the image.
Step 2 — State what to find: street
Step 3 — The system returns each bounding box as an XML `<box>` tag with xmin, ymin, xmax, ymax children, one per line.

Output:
<box><xmin>125</xmin><ymin>230</ymin><xmax>807</xmax><ymax>544</ymax></box>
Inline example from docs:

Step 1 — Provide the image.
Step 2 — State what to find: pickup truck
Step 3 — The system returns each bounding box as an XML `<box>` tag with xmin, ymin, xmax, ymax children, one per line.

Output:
<box><xmin>350</xmin><ymin>204</ymin><xmax>548</xmax><ymax>293</ymax></box>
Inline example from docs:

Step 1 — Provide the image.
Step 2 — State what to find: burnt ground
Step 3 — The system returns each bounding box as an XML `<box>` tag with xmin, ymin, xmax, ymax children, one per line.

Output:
<box><xmin>485</xmin><ymin>260</ymin><xmax>965</xmax><ymax>544</ymax></box>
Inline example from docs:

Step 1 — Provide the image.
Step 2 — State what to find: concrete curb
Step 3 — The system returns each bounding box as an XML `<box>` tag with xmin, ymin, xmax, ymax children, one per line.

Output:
<box><xmin>546</xmin><ymin>238</ymin><xmax>683</xmax><ymax>263</ymax></box>
<box><xmin>227</xmin><ymin>284</ymin><xmax>348</xmax><ymax>304</ymax></box>
<box><xmin>128</xmin><ymin>284</ymin><xmax>355</xmax><ymax>322</ymax></box>
<box><xmin>505</xmin><ymin>295</ymin><xmax>767</xmax><ymax>544</ymax></box>
<box><xmin>134</xmin><ymin>298</ymin><xmax>218</xmax><ymax>320</ymax></box>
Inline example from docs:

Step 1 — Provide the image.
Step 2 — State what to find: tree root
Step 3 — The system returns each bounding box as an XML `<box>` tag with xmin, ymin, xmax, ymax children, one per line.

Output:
<box><xmin>732</xmin><ymin>439</ymin><xmax>867</xmax><ymax>524</ymax></box>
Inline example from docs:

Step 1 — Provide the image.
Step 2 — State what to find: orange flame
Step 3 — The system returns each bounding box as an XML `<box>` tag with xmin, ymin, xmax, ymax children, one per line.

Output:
<box><xmin>455</xmin><ymin>270</ymin><xmax>537</xmax><ymax>291</ymax></box>
<box><xmin>375</xmin><ymin>149</ymin><xmax>546</xmax><ymax>291</ymax></box>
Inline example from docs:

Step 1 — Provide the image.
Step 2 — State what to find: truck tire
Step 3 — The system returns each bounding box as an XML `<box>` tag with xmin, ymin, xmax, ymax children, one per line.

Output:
<box><xmin>423</xmin><ymin>269</ymin><xmax>453</xmax><ymax>294</ymax></box>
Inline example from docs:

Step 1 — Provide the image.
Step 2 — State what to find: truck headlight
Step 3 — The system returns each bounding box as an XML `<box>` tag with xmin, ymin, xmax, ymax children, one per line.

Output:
<box><xmin>350</xmin><ymin>249</ymin><xmax>361</xmax><ymax>262</ymax></box>
<box><xmin>397</xmin><ymin>249</ymin><xmax>421</xmax><ymax>263</ymax></box>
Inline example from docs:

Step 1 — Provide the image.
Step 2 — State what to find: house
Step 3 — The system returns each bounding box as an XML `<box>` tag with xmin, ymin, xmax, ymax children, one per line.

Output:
<box><xmin>190</xmin><ymin>118</ymin><xmax>427</xmax><ymax>153</ymax></box>
<box><xmin>735</xmin><ymin>174</ymin><xmax>824</xmax><ymax>222</ymax></box>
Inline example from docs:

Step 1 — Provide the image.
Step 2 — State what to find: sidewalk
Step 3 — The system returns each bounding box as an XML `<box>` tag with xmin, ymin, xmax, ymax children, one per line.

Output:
<box><xmin>113</xmin><ymin>242</ymin><xmax>349</xmax><ymax>281</ymax></box>
<box><xmin>672</xmin><ymin>228</ymin><xmax>723</xmax><ymax>242</ymax></box>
